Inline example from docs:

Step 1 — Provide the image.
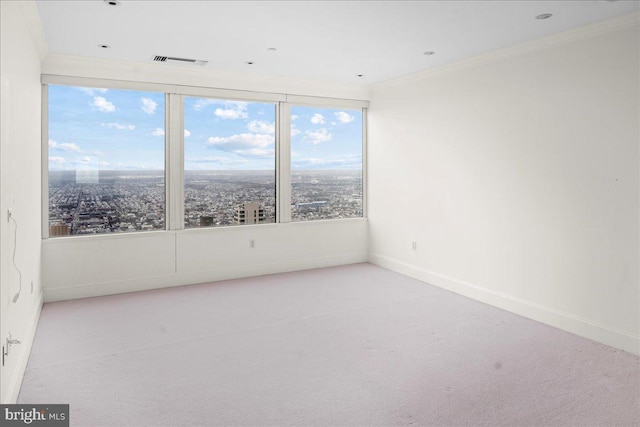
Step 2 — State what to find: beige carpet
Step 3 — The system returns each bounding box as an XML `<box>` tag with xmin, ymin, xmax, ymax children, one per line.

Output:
<box><xmin>19</xmin><ymin>263</ymin><xmax>640</xmax><ymax>426</ymax></box>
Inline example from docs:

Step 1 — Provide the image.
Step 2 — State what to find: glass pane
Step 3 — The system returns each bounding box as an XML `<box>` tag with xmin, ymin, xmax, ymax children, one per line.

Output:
<box><xmin>290</xmin><ymin>106</ymin><xmax>363</xmax><ymax>221</ymax></box>
<box><xmin>48</xmin><ymin>85</ymin><xmax>165</xmax><ymax>237</ymax></box>
<box><xmin>183</xmin><ymin>98</ymin><xmax>276</xmax><ymax>228</ymax></box>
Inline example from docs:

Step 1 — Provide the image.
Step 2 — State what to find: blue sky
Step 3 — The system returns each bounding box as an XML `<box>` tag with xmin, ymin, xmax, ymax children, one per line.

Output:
<box><xmin>49</xmin><ymin>85</ymin><xmax>363</xmax><ymax>171</ymax></box>
<box><xmin>290</xmin><ymin>105</ymin><xmax>362</xmax><ymax>170</ymax></box>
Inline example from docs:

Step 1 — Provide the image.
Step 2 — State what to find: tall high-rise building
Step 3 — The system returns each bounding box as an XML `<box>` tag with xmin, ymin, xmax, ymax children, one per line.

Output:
<box><xmin>49</xmin><ymin>223</ymin><xmax>71</xmax><ymax>236</ymax></box>
<box><xmin>233</xmin><ymin>202</ymin><xmax>265</xmax><ymax>225</ymax></box>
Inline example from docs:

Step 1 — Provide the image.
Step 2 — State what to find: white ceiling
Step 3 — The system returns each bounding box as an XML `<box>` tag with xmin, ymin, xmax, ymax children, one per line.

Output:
<box><xmin>35</xmin><ymin>0</ymin><xmax>640</xmax><ymax>85</ymax></box>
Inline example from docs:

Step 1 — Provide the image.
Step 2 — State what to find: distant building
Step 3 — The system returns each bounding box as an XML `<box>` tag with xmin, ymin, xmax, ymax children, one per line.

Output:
<box><xmin>233</xmin><ymin>202</ymin><xmax>265</xmax><ymax>225</ymax></box>
<box><xmin>49</xmin><ymin>223</ymin><xmax>71</xmax><ymax>236</ymax></box>
<box><xmin>200</xmin><ymin>215</ymin><xmax>214</xmax><ymax>227</ymax></box>
<box><xmin>296</xmin><ymin>201</ymin><xmax>327</xmax><ymax>209</ymax></box>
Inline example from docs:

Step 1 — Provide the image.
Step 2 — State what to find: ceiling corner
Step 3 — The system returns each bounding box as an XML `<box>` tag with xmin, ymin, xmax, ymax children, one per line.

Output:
<box><xmin>18</xmin><ymin>0</ymin><xmax>49</xmax><ymax>62</ymax></box>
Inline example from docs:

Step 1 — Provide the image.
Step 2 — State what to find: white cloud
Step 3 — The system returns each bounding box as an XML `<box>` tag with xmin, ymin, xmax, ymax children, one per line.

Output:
<box><xmin>186</xmin><ymin>156</ymin><xmax>248</xmax><ymax>165</ymax></box>
<box><xmin>59</xmin><ymin>143</ymin><xmax>82</xmax><ymax>152</ymax></box>
<box><xmin>49</xmin><ymin>139</ymin><xmax>82</xmax><ymax>153</ymax></box>
<box><xmin>184</xmin><ymin>129</ymin><xmax>191</xmax><ymax>137</ymax></box>
<box><xmin>103</xmin><ymin>122</ymin><xmax>135</xmax><ymax>130</ymax></box>
<box><xmin>192</xmin><ymin>99</ymin><xmax>219</xmax><ymax>111</ymax></box>
<box><xmin>214</xmin><ymin>102</ymin><xmax>248</xmax><ymax>120</ymax></box>
<box><xmin>207</xmin><ymin>133</ymin><xmax>274</xmax><ymax>157</ymax></box>
<box><xmin>49</xmin><ymin>156</ymin><xmax>65</xmax><ymax>164</ymax></box>
<box><xmin>75</xmin><ymin>87</ymin><xmax>108</xmax><ymax>96</ymax></box>
<box><xmin>291</xmin><ymin>114</ymin><xmax>299</xmax><ymax>121</ymax></box>
<box><xmin>78</xmin><ymin>156</ymin><xmax>93</xmax><ymax>163</ymax></box>
<box><xmin>207</xmin><ymin>133</ymin><xmax>273</xmax><ymax>149</ymax></box>
<box><xmin>291</xmin><ymin>126</ymin><xmax>302</xmax><ymax>137</ymax></box>
<box><xmin>335</xmin><ymin>111</ymin><xmax>355</xmax><ymax>123</ymax></box>
<box><xmin>141</xmin><ymin>97</ymin><xmax>157</xmax><ymax>115</ymax></box>
<box><xmin>247</xmin><ymin>120</ymin><xmax>275</xmax><ymax>134</ymax></box>
<box><xmin>234</xmin><ymin>148</ymin><xmax>275</xmax><ymax>157</ymax></box>
<box><xmin>303</xmin><ymin>128</ymin><xmax>332</xmax><ymax>145</ymax></box>
<box><xmin>91</xmin><ymin>96</ymin><xmax>115</xmax><ymax>113</ymax></box>
<box><xmin>310</xmin><ymin>113</ymin><xmax>325</xmax><ymax>124</ymax></box>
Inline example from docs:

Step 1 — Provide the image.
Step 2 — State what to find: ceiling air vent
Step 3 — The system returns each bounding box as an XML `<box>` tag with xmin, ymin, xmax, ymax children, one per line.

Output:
<box><xmin>153</xmin><ymin>55</ymin><xmax>207</xmax><ymax>66</ymax></box>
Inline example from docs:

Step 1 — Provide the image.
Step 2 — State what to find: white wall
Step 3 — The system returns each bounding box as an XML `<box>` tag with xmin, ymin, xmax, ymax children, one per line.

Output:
<box><xmin>0</xmin><ymin>1</ymin><xmax>46</xmax><ymax>403</ymax></box>
<box><xmin>40</xmin><ymin>55</ymin><xmax>369</xmax><ymax>302</ymax></box>
<box><xmin>43</xmin><ymin>220</ymin><xmax>367</xmax><ymax>301</ymax></box>
<box><xmin>368</xmin><ymin>15</ymin><xmax>640</xmax><ymax>354</ymax></box>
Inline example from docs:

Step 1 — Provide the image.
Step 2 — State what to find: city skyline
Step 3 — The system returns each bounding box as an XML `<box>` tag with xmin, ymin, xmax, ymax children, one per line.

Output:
<box><xmin>49</xmin><ymin>169</ymin><xmax>362</xmax><ymax>235</ymax></box>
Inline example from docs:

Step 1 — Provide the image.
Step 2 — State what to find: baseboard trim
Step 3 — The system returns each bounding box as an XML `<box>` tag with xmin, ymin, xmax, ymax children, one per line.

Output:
<box><xmin>44</xmin><ymin>253</ymin><xmax>368</xmax><ymax>302</ymax></box>
<box><xmin>369</xmin><ymin>253</ymin><xmax>640</xmax><ymax>356</ymax></box>
<box><xmin>4</xmin><ymin>292</ymin><xmax>43</xmax><ymax>403</ymax></box>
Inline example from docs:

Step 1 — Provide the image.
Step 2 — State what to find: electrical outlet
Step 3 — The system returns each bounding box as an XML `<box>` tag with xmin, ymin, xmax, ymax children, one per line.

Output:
<box><xmin>7</xmin><ymin>208</ymin><xmax>12</xmax><ymax>222</ymax></box>
<box><xmin>249</xmin><ymin>239</ymin><xmax>255</xmax><ymax>249</ymax></box>
<box><xmin>5</xmin><ymin>333</ymin><xmax>20</xmax><ymax>358</ymax></box>
<box><xmin>412</xmin><ymin>241</ymin><xmax>417</xmax><ymax>251</ymax></box>
<box><xmin>31</xmin><ymin>280</ymin><xmax>34</xmax><ymax>294</ymax></box>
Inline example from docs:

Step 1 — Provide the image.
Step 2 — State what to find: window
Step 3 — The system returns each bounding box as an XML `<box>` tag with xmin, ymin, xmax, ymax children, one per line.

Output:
<box><xmin>47</xmin><ymin>85</ymin><xmax>165</xmax><ymax>236</ymax></box>
<box><xmin>290</xmin><ymin>106</ymin><xmax>363</xmax><ymax>221</ymax></box>
<box><xmin>183</xmin><ymin>98</ymin><xmax>276</xmax><ymax>228</ymax></box>
<box><xmin>43</xmin><ymin>78</ymin><xmax>368</xmax><ymax>238</ymax></box>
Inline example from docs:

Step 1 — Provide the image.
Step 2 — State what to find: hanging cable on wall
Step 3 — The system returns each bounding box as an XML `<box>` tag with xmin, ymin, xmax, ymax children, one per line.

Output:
<box><xmin>9</xmin><ymin>213</ymin><xmax>22</xmax><ymax>303</ymax></box>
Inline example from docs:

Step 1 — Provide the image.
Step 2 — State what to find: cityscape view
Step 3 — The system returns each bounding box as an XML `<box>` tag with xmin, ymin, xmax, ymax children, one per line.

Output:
<box><xmin>47</xmin><ymin>86</ymin><xmax>364</xmax><ymax>237</ymax></box>
<box><xmin>48</xmin><ymin>169</ymin><xmax>362</xmax><ymax>236</ymax></box>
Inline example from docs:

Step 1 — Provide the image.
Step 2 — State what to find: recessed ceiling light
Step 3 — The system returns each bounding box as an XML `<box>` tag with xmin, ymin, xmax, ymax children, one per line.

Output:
<box><xmin>423</xmin><ymin>51</ymin><xmax>435</xmax><ymax>56</ymax></box>
<box><xmin>246</xmin><ymin>61</ymin><xmax>255</xmax><ymax>65</ymax></box>
<box><xmin>103</xmin><ymin>0</ymin><xmax>120</xmax><ymax>6</ymax></box>
<box><xmin>356</xmin><ymin>74</ymin><xmax>364</xmax><ymax>78</ymax></box>
<box><xmin>536</xmin><ymin>13</ymin><xmax>553</xmax><ymax>20</ymax></box>
<box><xmin>98</xmin><ymin>44</ymin><xmax>111</xmax><ymax>49</ymax></box>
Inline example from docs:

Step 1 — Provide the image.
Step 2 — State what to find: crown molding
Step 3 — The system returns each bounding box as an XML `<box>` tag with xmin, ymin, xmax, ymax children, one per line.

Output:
<box><xmin>373</xmin><ymin>11</ymin><xmax>640</xmax><ymax>90</ymax></box>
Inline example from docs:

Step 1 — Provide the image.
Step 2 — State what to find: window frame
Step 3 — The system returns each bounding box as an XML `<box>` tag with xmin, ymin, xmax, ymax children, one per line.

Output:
<box><xmin>288</xmin><ymin>103</ymin><xmax>367</xmax><ymax>222</ymax></box>
<box><xmin>42</xmin><ymin>77</ymin><xmax>171</xmax><ymax>238</ymax></box>
<box><xmin>181</xmin><ymin>94</ymin><xmax>280</xmax><ymax>229</ymax></box>
<box><xmin>41</xmin><ymin>74</ymin><xmax>368</xmax><ymax>239</ymax></box>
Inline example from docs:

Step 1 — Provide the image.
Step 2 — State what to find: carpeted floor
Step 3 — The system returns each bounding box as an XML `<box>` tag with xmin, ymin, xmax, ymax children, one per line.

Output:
<box><xmin>19</xmin><ymin>263</ymin><xmax>640</xmax><ymax>426</ymax></box>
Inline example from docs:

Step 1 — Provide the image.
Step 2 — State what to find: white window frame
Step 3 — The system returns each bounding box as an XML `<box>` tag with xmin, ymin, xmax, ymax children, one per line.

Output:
<box><xmin>181</xmin><ymin>93</ymin><xmax>281</xmax><ymax>229</ymax></box>
<box><xmin>41</xmin><ymin>74</ymin><xmax>369</xmax><ymax>239</ymax></box>
<box><xmin>288</xmin><ymin>103</ymin><xmax>368</xmax><ymax>222</ymax></box>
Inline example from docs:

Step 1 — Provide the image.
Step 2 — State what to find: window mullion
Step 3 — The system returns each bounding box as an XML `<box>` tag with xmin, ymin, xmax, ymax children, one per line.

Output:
<box><xmin>362</xmin><ymin>107</ymin><xmax>368</xmax><ymax>219</ymax></box>
<box><xmin>278</xmin><ymin>102</ymin><xmax>291</xmax><ymax>223</ymax></box>
<box><xmin>41</xmin><ymin>84</ymin><xmax>50</xmax><ymax>238</ymax></box>
<box><xmin>167</xmin><ymin>93</ymin><xmax>184</xmax><ymax>230</ymax></box>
